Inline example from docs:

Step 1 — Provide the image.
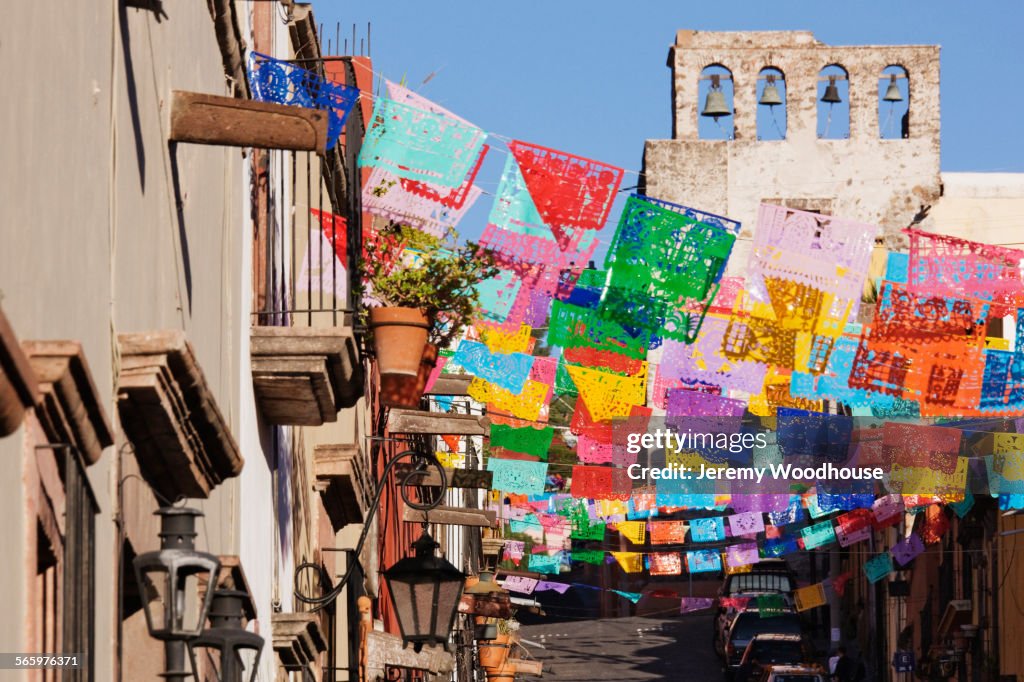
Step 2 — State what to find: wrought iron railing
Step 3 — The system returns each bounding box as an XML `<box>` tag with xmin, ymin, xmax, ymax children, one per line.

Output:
<box><xmin>252</xmin><ymin>57</ymin><xmax>366</xmax><ymax>328</ymax></box>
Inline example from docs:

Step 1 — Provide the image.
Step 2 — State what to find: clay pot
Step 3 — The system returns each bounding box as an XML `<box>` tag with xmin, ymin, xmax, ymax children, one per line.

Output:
<box><xmin>379</xmin><ymin>343</ymin><xmax>438</xmax><ymax>408</ymax></box>
<box><xmin>368</xmin><ymin>307</ymin><xmax>430</xmax><ymax>376</ymax></box>
<box><xmin>487</xmin><ymin>667</ymin><xmax>516</xmax><ymax>679</ymax></box>
<box><xmin>478</xmin><ymin>633</ymin><xmax>511</xmax><ymax>670</ymax></box>
<box><xmin>486</xmin><ymin>660</ymin><xmax>516</xmax><ymax>682</ymax></box>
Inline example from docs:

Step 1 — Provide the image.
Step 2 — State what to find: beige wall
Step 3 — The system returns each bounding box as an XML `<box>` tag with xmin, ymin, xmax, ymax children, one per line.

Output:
<box><xmin>0</xmin><ymin>2</ymin><xmax>245</xmax><ymax>678</ymax></box>
<box><xmin>925</xmin><ymin>172</ymin><xmax>1024</xmax><ymax>248</ymax></box>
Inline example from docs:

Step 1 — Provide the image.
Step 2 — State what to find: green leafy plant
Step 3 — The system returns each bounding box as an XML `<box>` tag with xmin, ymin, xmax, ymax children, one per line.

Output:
<box><xmin>361</xmin><ymin>230</ymin><xmax>500</xmax><ymax>348</ymax></box>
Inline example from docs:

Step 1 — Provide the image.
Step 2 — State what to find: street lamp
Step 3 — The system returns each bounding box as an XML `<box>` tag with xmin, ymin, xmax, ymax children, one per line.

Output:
<box><xmin>133</xmin><ymin>507</ymin><xmax>221</xmax><ymax>680</ymax></box>
<box><xmin>189</xmin><ymin>589</ymin><xmax>264</xmax><ymax>682</ymax></box>
<box><xmin>382</xmin><ymin>530</ymin><xmax>466</xmax><ymax>653</ymax></box>
<box><xmin>294</xmin><ymin>449</ymin><xmax>463</xmax><ymax>651</ymax></box>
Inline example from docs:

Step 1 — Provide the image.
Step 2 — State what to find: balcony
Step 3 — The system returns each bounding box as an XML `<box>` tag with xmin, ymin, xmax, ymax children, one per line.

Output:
<box><xmin>314</xmin><ymin>443</ymin><xmax>373</xmax><ymax>530</ymax></box>
<box><xmin>272</xmin><ymin>612</ymin><xmax>328</xmax><ymax>673</ymax></box>
<box><xmin>248</xmin><ymin>55</ymin><xmax>367</xmax><ymax>426</ymax></box>
<box><xmin>251</xmin><ymin>325</ymin><xmax>362</xmax><ymax>426</ymax></box>
<box><xmin>117</xmin><ymin>331</ymin><xmax>243</xmax><ymax>500</ymax></box>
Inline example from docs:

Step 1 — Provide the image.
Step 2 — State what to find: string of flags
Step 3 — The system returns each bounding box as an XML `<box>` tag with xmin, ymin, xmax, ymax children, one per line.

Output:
<box><xmin>494</xmin><ymin>570</ymin><xmax>854</xmax><ymax>615</ymax></box>
<box><xmin>246</xmin><ymin>52</ymin><xmax>1024</xmax><ymax>592</ymax></box>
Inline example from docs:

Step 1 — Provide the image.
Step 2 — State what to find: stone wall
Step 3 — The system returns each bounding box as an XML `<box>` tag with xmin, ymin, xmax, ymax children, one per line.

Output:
<box><xmin>644</xmin><ymin>30</ymin><xmax>942</xmax><ymax>273</ymax></box>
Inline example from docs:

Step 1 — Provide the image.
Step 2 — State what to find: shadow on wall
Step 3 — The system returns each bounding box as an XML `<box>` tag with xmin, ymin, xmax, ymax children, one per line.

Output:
<box><xmin>168</xmin><ymin>142</ymin><xmax>193</xmax><ymax>314</ymax></box>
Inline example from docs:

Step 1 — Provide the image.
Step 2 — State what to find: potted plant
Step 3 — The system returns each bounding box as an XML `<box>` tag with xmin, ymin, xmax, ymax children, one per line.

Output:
<box><xmin>485</xmin><ymin>619</ymin><xmax>521</xmax><ymax>682</ymax></box>
<box><xmin>362</xmin><ymin>230</ymin><xmax>498</xmax><ymax>408</ymax></box>
<box><xmin>477</xmin><ymin>625</ymin><xmax>510</xmax><ymax>670</ymax></box>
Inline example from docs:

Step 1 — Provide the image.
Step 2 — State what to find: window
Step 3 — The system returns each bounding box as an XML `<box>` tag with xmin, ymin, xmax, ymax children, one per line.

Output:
<box><xmin>34</xmin><ymin>522</ymin><xmax>58</xmax><ymax>681</ymax></box>
<box><xmin>879</xmin><ymin>65</ymin><xmax>909</xmax><ymax>139</ymax></box>
<box><xmin>60</xmin><ymin>446</ymin><xmax>98</xmax><ymax>682</ymax></box>
<box><xmin>726</xmin><ymin>572</ymin><xmax>795</xmax><ymax>594</ymax></box>
<box><xmin>698</xmin><ymin>65</ymin><xmax>734</xmax><ymax>140</ymax></box>
<box><xmin>34</xmin><ymin>445</ymin><xmax>97</xmax><ymax>681</ymax></box>
<box><xmin>817</xmin><ymin>64</ymin><xmax>849</xmax><ymax>139</ymax></box>
<box><xmin>756</xmin><ymin>67</ymin><xmax>786</xmax><ymax>140</ymax></box>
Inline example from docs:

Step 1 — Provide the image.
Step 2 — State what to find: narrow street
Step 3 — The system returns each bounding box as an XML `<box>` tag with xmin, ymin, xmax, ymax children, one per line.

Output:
<box><xmin>520</xmin><ymin>614</ymin><xmax>721</xmax><ymax>682</ymax></box>
<box><xmin>2</xmin><ymin>3</ymin><xmax>1024</xmax><ymax>681</ymax></box>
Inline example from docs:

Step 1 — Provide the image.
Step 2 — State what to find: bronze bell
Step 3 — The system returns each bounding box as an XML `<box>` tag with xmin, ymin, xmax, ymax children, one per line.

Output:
<box><xmin>759</xmin><ymin>78</ymin><xmax>783</xmax><ymax>107</ymax></box>
<box><xmin>701</xmin><ymin>74</ymin><xmax>732</xmax><ymax>119</ymax></box>
<box><xmin>883</xmin><ymin>75</ymin><xmax>903</xmax><ymax>102</ymax></box>
<box><xmin>821</xmin><ymin>76</ymin><xmax>842</xmax><ymax>104</ymax></box>
<box><xmin>702</xmin><ymin>89</ymin><xmax>731</xmax><ymax>118</ymax></box>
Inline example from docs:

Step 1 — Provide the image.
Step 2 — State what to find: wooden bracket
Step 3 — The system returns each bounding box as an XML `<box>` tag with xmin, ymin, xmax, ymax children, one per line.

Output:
<box><xmin>402</xmin><ymin>505</ymin><xmax>496</xmax><ymax>527</ymax></box>
<box><xmin>170</xmin><ymin>91</ymin><xmax>329</xmax><ymax>154</ymax></box>
<box><xmin>424</xmin><ymin>375</ymin><xmax>473</xmax><ymax>396</ymax></box>
<box><xmin>387</xmin><ymin>408</ymin><xmax>489</xmax><ymax>436</ymax></box>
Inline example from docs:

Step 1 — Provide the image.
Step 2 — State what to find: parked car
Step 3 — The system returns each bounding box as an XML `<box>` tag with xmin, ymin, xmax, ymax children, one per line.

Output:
<box><xmin>713</xmin><ymin>592</ymin><xmax>796</xmax><ymax>658</ymax></box>
<box><xmin>714</xmin><ymin>560</ymin><xmax>798</xmax><ymax>659</ymax></box>
<box><xmin>734</xmin><ymin>634</ymin><xmax>816</xmax><ymax>682</ymax></box>
<box><xmin>756</xmin><ymin>664</ymin><xmax>828</xmax><ymax>682</ymax></box>
<box><xmin>723</xmin><ymin>609</ymin><xmax>803</xmax><ymax>674</ymax></box>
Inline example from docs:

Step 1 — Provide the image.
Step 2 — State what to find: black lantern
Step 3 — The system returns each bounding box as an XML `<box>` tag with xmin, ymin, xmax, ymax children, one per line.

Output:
<box><xmin>382</xmin><ymin>530</ymin><xmax>465</xmax><ymax>652</ymax></box>
<box><xmin>133</xmin><ymin>507</ymin><xmax>221</xmax><ymax>680</ymax></box>
<box><xmin>189</xmin><ymin>590</ymin><xmax>264</xmax><ymax>682</ymax></box>
<box><xmin>294</xmin><ymin>451</ymin><xmax>467</xmax><ymax>652</ymax></box>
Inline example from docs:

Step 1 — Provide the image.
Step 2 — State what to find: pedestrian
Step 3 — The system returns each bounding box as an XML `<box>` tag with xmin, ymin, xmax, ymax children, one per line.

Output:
<box><xmin>832</xmin><ymin>646</ymin><xmax>855</xmax><ymax>682</ymax></box>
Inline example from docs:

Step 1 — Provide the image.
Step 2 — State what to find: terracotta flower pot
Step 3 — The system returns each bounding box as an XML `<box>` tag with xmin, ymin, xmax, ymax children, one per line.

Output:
<box><xmin>486</xmin><ymin>660</ymin><xmax>517</xmax><ymax>682</ymax></box>
<box><xmin>379</xmin><ymin>343</ymin><xmax>438</xmax><ymax>408</ymax></box>
<box><xmin>478</xmin><ymin>633</ymin><xmax>511</xmax><ymax>670</ymax></box>
<box><xmin>368</xmin><ymin>307</ymin><xmax>430</xmax><ymax>376</ymax></box>
<box><xmin>487</xmin><ymin>672</ymin><xmax>515</xmax><ymax>682</ymax></box>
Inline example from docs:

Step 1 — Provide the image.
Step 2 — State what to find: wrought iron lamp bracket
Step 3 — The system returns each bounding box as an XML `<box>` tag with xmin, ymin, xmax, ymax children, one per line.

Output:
<box><xmin>293</xmin><ymin>449</ymin><xmax>448</xmax><ymax>610</ymax></box>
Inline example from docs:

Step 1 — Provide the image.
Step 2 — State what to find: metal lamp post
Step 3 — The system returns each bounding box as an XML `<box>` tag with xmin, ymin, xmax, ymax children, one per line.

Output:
<box><xmin>294</xmin><ymin>449</ymin><xmax>465</xmax><ymax>651</ymax></box>
<box><xmin>189</xmin><ymin>589</ymin><xmax>264</xmax><ymax>682</ymax></box>
<box><xmin>133</xmin><ymin>507</ymin><xmax>221</xmax><ymax>681</ymax></box>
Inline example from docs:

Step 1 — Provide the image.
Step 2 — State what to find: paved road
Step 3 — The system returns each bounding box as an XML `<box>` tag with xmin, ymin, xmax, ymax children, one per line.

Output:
<box><xmin>518</xmin><ymin>613</ymin><xmax>723</xmax><ymax>682</ymax></box>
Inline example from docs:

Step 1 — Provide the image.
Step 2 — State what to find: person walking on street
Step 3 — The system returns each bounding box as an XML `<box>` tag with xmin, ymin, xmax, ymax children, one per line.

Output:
<box><xmin>833</xmin><ymin>646</ymin><xmax>855</xmax><ymax>682</ymax></box>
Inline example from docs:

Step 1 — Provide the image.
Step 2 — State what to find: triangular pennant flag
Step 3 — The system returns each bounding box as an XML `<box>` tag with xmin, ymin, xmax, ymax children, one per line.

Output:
<box><xmin>535</xmin><ymin>581</ymin><xmax>570</xmax><ymax>594</ymax></box>
<box><xmin>617</xmin><ymin>521</ymin><xmax>647</xmax><ymax>545</ymax></box>
<box><xmin>566</xmin><ymin>363</ymin><xmax>648</xmax><ymax>422</ymax></box>
<box><xmin>507</xmin><ymin>140</ymin><xmax>624</xmax><ymax>241</ymax></box>
<box><xmin>611</xmin><ymin>551</ymin><xmax>644</xmax><ymax>573</ymax></box>
<box><xmin>441</xmin><ymin>434</ymin><xmax>461</xmax><ymax>454</ymax></box>
<box><xmin>612</xmin><ymin>590</ymin><xmax>643</xmax><ymax>604</ymax></box>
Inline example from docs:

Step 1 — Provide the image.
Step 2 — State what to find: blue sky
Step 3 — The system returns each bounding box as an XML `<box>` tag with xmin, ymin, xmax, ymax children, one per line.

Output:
<box><xmin>320</xmin><ymin>0</ymin><xmax>1024</xmax><ymax>242</ymax></box>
